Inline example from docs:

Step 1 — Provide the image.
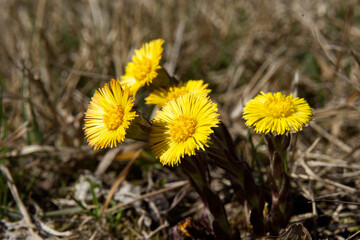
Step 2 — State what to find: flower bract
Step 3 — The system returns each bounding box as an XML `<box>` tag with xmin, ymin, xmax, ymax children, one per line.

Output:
<box><xmin>145</xmin><ymin>80</ymin><xmax>211</xmax><ymax>107</ymax></box>
<box><xmin>84</xmin><ymin>79</ymin><xmax>137</xmax><ymax>150</ymax></box>
<box><xmin>121</xmin><ymin>39</ymin><xmax>164</xmax><ymax>94</ymax></box>
<box><xmin>243</xmin><ymin>92</ymin><xmax>313</xmax><ymax>135</ymax></box>
<box><xmin>150</xmin><ymin>94</ymin><xmax>220</xmax><ymax>166</ymax></box>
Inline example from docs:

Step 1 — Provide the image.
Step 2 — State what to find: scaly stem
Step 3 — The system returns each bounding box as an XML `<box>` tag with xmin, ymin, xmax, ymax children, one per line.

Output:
<box><xmin>181</xmin><ymin>154</ymin><xmax>238</xmax><ymax>240</ymax></box>
<box><xmin>207</xmin><ymin>126</ymin><xmax>265</xmax><ymax>237</ymax></box>
<box><xmin>265</xmin><ymin>134</ymin><xmax>291</xmax><ymax>234</ymax></box>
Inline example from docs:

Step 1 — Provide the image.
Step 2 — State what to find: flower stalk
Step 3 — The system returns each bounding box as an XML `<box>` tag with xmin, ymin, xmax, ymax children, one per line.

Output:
<box><xmin>181</xmin><ymin>154</ymin><xmax>239</xmax><ymax>240</ymax></box>
<box><xmin>207</xmin><ymin>125</ymin><xmax>265</xmax><ymax>237</ymax></box>
<box><xmin>265</xmin><ymin>134</ymin><xmax>291</xmax><ymax>234</ymax></box>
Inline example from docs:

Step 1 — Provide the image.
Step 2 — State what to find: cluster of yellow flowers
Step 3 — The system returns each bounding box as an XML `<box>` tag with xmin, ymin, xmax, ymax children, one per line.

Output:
<box><xmin>84</xmin><ymin>39</ymin><xmax>219</xmax><ymax>166</ymax></box>
<box><xmin>84</xmin><ymin>39</ymin><xmax>313</xmax><ymax>166</ymax></box>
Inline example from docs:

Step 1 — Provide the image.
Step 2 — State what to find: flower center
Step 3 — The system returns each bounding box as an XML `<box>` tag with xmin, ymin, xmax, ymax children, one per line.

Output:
<box><xmin>170</xmin><ymin>115</ymin><xmax>197</xmax><ymax>143</ymax></box>
<box><xmin>134</xmin><ymin>58</ymin><xmax>152</xmax><ymax>82</ymax></box>
<box><xmin>103</xmin><ymin>105</ymin><xmax>124</xmax><ymax>130</ymax></box>
<box><xmin>167</xmin><ymin>87</ymin><xmax>188</xmax><ymax>102</ymax></box>
<box><xmin>264</xmin><ymin>95</ymin><xmax>295</xmax><ymax>117</ymax></box>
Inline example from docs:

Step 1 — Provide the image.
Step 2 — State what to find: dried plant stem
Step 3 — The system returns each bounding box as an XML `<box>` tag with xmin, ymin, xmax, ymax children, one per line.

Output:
<box><xmin>100</xmin><ymin>150</ymin><xmax>142</xmax><ymax>214</ymax></box>
<box><xmin>0</xmin><ymin>165</ymin><xmax>42</xmax><ymax>239</ymax></box>
<box><xmin>105</xmin><ymin>180</ymin><xmax>188</xmax><ymax>214</ymax></box>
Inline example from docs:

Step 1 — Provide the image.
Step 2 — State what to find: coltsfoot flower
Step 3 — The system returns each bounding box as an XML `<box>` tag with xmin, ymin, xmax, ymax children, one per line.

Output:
<box><xmin>84</xmin><ymin>79</ymin><xmax>137</xmax><ymax>150</ymax></box>
<box><xmin>150</xmin><ymin>94</ymin><xmax>220</xmax><ymax>166</ymax></box>
<box><xmin>121</xmin><ymin>39</ymin><xmax>164</xmax><ymax>94</ymax></box>
<box><xmin>145</xmin><ymin>80</ymin><xmax>211</xmax><ymax>108</ymax></box>
<box><xmin>243</xmin><ymin>92</ymin><xmax>313</xmax><ymax>135</ymax></box>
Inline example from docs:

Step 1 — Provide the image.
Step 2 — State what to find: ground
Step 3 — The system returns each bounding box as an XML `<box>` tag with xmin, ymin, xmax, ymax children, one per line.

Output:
<box><xmin>0</xmin><ymin>0</ymin><xmax>359</xmax><ymax>239</ymax></box>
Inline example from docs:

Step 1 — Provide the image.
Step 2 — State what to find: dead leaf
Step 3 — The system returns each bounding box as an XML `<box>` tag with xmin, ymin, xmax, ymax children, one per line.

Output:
<box><xmin>258</xmin><ymin>224</ymin><xmax>312</xmax><ymax>240</ymax></box>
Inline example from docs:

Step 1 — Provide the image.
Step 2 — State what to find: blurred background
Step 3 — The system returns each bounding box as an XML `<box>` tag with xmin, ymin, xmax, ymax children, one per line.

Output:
<box><xmin>0</xmin><ymin>0</ymin><xmax>359</xmax><ymax>239</ymax></box>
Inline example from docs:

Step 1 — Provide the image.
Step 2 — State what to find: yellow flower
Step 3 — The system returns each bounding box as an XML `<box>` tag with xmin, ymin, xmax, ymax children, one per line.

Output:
<box><xmin>150</xmin><ymin>94</ymin><xmax>220</xmax><ymax>166</ymax></box>
<box><xmin>243</xmin><ymin>92</ymin><xmax>313</xmax><ymax>135</ymax></box>
<box><xmin>145</xmin><ymin>80</ymin><xmax>211</xmax><ymax>107</ymax></box>
<box><xmin>121</xmin><ymin>39</ymin><xmax>164</xmax><ymax>94</ymax></box>
<box><xmin>84</xmin><ymin>79</ymin><xmax>137</xmax><ymax>150</ymax></box>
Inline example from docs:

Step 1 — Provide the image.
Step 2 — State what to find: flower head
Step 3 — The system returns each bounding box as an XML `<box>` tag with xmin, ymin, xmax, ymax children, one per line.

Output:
<box><xmin>121</xmin><ymin>39</ymin><xmax>164</xmax><ymax>94</ymax></box>
<box><xmin>145</xmin><ymin>80</ymin><xmax>211</xmax><ymax>107</ymax></box>
<box><xmin>150</xmin><ymin>94</ymin><xmax>220</xmax><ymax>166</ymax></box>
<box><xmin>84</xmin><ymin>79</ymin><xmax>137</xmax><ymax>150</ymax></box>
<box><xmin>243</xmin><ymin>92</ymin><xmax>313</xmax><ymax>135</ymax></box>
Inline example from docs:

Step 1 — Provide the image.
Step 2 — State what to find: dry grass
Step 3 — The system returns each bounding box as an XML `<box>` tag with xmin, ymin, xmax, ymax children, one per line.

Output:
<box><xmin>0</xmin><ymin>0</ymin><xmax>359</xmax><ymax>239</ymax></box>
